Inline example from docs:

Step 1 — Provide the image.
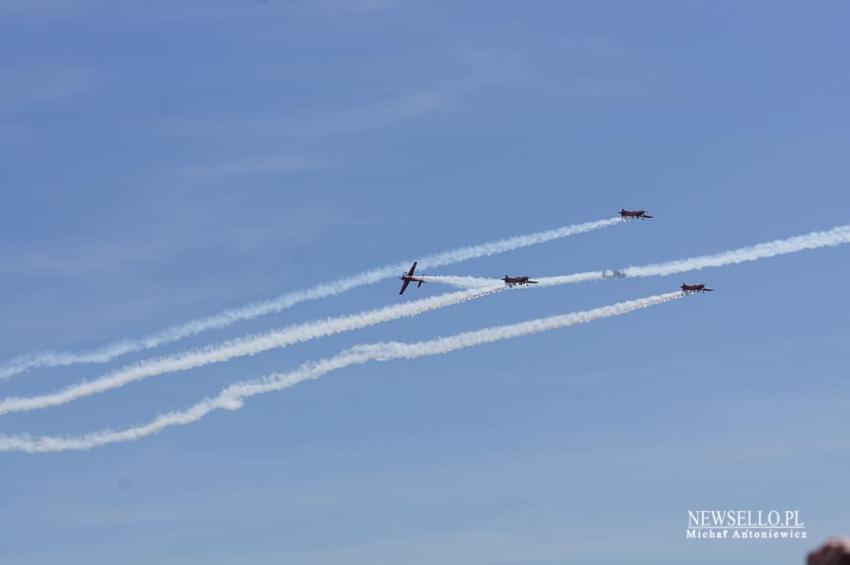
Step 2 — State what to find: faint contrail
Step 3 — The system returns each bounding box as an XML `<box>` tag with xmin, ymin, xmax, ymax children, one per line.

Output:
<box><xmin>0</xmin><ymin>291</ymin><xmax>683</xmax><ymax>453</ymax></box>
<box><xmin>427</xmin><ymin>224</ymin><xmax>850</xmax><ymax>289</ymax></box>
<box><xmin>0</xmin><ymin>217</ymin><xmax>623</xmax><ymax>380</ymax></box>
<box><xmin>0</xmin><ymin>287</ymin><xmax>503</xmax><ymax>416</ymax></box>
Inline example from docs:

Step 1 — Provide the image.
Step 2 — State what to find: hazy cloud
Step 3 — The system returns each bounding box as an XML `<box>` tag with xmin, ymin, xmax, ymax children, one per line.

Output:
<box><xmin>177</xmin><ymin>154</ymin><xmax>322</xmax><ymax>181</ymax></box>
<box><xmin>0</xmin><ymin>66</ymin><xmax>99</xmax><ymax>111</ymax></box>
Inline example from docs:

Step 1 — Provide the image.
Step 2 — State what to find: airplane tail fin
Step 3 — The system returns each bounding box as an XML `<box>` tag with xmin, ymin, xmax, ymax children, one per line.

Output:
<box><xmin>417</xmin><ymin>280</ymin><xmax>423</xmax><ymax>288</ymax></box>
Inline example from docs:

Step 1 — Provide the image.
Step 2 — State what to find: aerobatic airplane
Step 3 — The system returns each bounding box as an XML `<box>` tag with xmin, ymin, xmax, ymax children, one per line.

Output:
<box><xmin>502</xmin><ymin>275</ymin><xmax>538</xmax><ymax>287</ymax></box>
<box><xmin>399</xmin><ymin>262</ymin><xmax>426</xmax><ymax>295</ymax></box>
<box><xmin>619</xmin><ymin>208</ymin><xmax>653</xmax><ymax>219</ymax></box>
<box><xmin>680</xmin><ymin>283</ymin><xmax>713</xmax><ymax>294</ymax></box>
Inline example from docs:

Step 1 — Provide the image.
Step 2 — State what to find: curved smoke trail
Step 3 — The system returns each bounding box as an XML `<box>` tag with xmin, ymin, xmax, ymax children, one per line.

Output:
<box><xmin>0</xmin><ymin>217</ymin><xmax>622</xmax><ymax>380</ymax></box>
<box><xmin>0</xmin><ymin>291</ymin><xmax>683</xmax><ymax>453</ymax></box>
<box><xmin>0</xmin><ymin>286</ymin><xmax>503</xmax><ymax>416</ymax></box>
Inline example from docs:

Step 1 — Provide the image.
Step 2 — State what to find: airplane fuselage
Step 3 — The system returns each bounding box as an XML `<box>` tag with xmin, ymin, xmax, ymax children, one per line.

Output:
<box><xmin>680</xmin><ymin>283</ymin><xmax>713</xmax><ymax>293</ymax></box>
<box><xmin>399</xmin><ymin>262</ymin><xmax>425</xmax><ymax>295</ymax></box>
<box><xmin>503</xmin><ymin>275</ymin><xmax>537</xmax><ymax>287</ymax></box>
<box><xmin>619</xmin><ymin>209</ymin><xmax>653</xmax><ymax>219</ymax></box>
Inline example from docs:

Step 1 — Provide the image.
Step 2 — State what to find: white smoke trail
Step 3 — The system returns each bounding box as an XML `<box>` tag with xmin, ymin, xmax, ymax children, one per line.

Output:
<box><xmin>624</xmin><ymin>224</ymin><xmax>850</xmax><ymax>277</ymax></box>
<box><xmin>0</xmin><ymin>286</ymin><xmax>502</xmax><ymax>416</ymax></box>
<box><xmin>537</xmin><ymin>224</ymin><xmax>850</xmax><ymax>286</ymax></box>
<box><xmin>0</xmin><ymin>291</ymin><xmax>683</xmax><ymax>453</ymax></box>
<box><xmin>9</xmin><ymin>222</ymin><xmax>845</xmax><ymax>421</ymax></box>
<box><xmin>425</xmin><ymin>224</ymin><xmax>850</xmax><ymax>289</ymax></box>
<box><xmin>420</xmin><ymin>275</ymin><xmax>498</xmax><ymax>288</ymax></box>
<box><xmin>0</xmin><ymin>218</ymin><xmax>622</xmax><ymax>380</ymax></box>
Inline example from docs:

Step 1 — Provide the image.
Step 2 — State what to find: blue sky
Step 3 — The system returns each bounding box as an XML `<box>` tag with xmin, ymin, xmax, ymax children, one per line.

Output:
<box><xmin>1</xmin><ymin>1</ymin><xmax>849</xmax><ymax>563</ymax></box>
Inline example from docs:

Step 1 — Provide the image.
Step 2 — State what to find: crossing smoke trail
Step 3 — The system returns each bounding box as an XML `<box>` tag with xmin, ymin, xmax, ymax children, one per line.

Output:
<box><xmin>0</xmin><ymin>286</ymin><xmax>503</xmax><ymax>416</ymax></box>
<box><xmin>427</xmin><ymin>224</ymin><xmax>850</xmax><ymax>289</ymax></box>
<box><xmin>0</xmin><ymin>291</ymin><xmax>683</xmax><ymax>453</ymax></box>
<box><xmin>8</xmin><ymin>223</ymin><xmax>848</xmax><ymax>415</ymax></box>
<box><xmin>7</xmin><ymin>222</ymin><xmax>848</xmax><ymax>416</ymax></box>
<box><xmin>0</xmin><ymin>218</ymin><xmax>622</xmax><ymax>380</ymax></box>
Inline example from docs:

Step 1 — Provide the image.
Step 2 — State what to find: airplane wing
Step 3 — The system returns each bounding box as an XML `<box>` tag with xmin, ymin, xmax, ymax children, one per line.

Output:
<box><xmin>399</xmin><ymin>279</ymin><xmax>411</xmax><ymax>295</ymax></box>
<box><xmin>406</xmin><ymin>262</ymin><xmax>418</xmax><ymax>277</ymax></box>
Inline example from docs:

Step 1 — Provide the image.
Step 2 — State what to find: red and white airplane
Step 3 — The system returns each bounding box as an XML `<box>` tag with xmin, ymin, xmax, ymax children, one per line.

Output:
<box><xmin>619</xmin><ymin>208</ymin><xmax>653</xmax><ymax>219</ymax></box>
<box><xmin>399</xmin><ymin>262</ymin><xmax>426</xmax><ymax>295</ymax></box>
<box><xmin>680</xmin><ymin>283</ymin><xmax>713</xmax><ymax>294</ymax></box>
